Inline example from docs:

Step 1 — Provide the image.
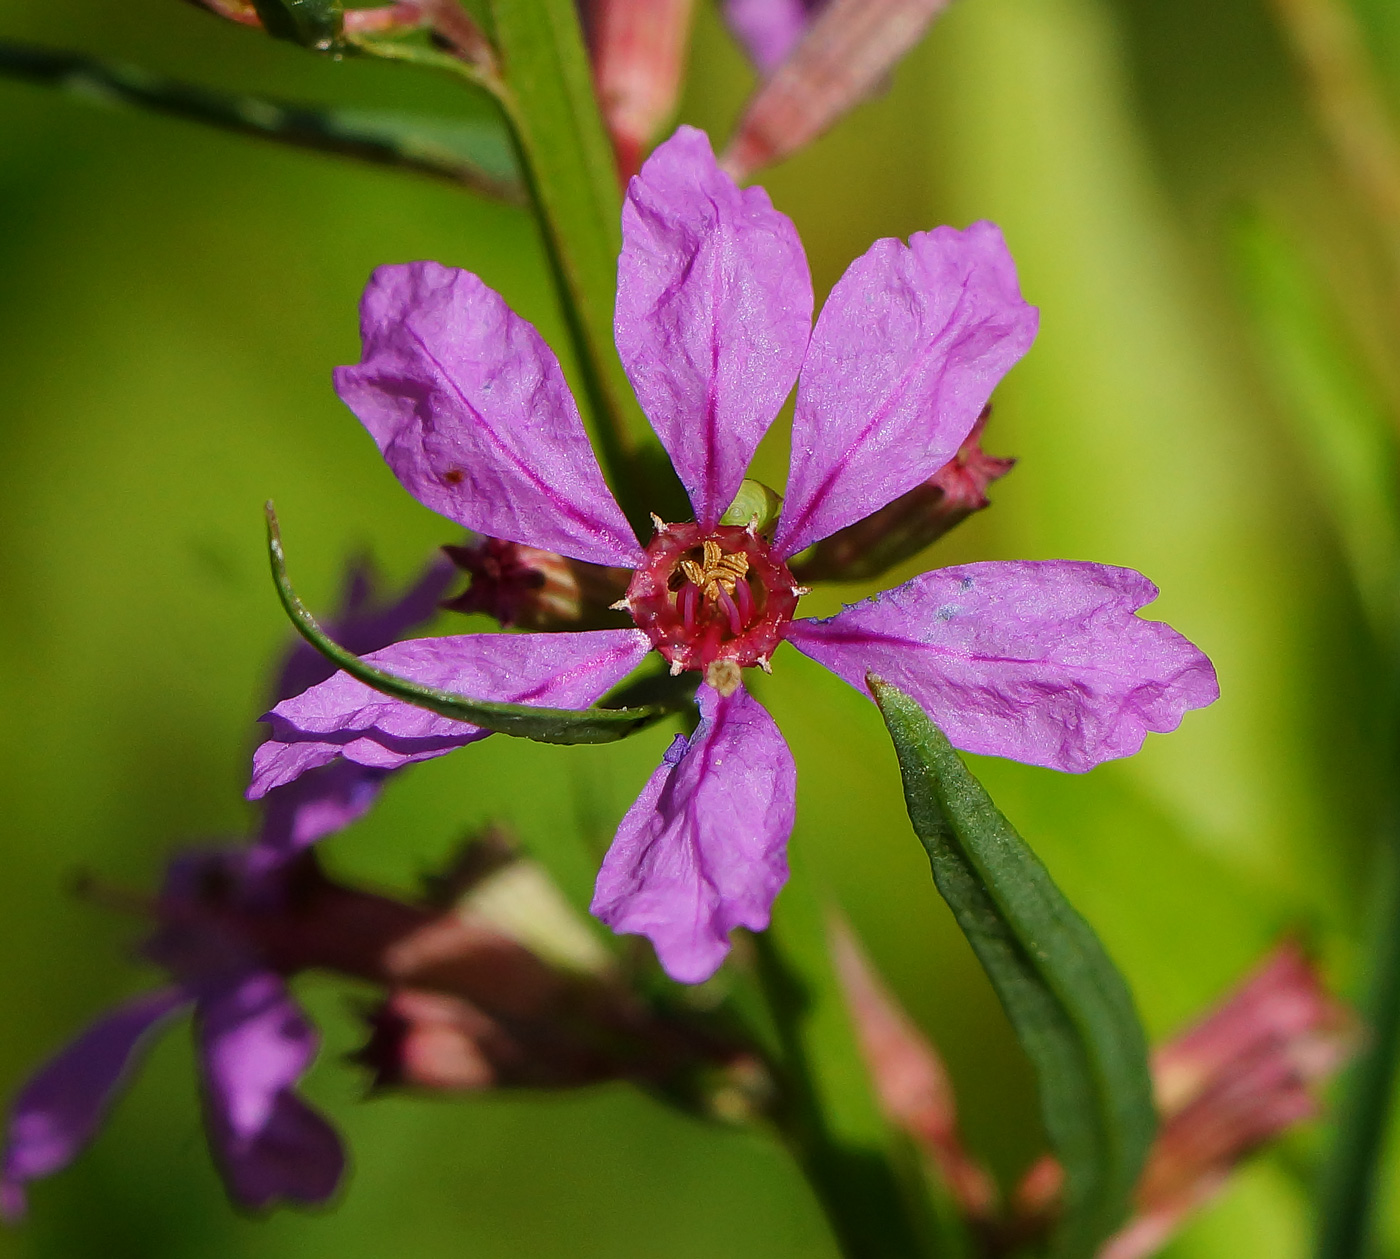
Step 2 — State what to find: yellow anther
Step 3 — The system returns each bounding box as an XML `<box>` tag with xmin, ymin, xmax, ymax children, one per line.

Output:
<box><xmin>679</xmin><ymin>543</ymin><xmax>750</xmax><ymax>601</ymax></box>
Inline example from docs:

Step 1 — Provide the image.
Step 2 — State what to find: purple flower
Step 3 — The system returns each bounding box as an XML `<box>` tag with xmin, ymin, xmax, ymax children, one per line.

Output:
<box><xmin>0</xmin><ymin>851</ymin><xmax>342</xmax><ymax>1222</ymax></box>
<box><xmin>249</xmin><ymin>125</ymin><xmax>1218</xmax><ymax>984</ymax></box>
<box><xmin>1</xmin><ymin>559</ymin><xmax>450</xmax><ymax>1220</ymax></box>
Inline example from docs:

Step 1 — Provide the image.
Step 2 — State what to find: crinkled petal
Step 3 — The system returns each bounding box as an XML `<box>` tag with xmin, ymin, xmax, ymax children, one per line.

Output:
<box><xmin>249</xmin><ymin>629</ymin><xmax>653</xmax><ymax>799</ymax></box>
<box><xmin>785</xmin><ymin>561</ymin><xmax>1219</xmax><ymax>772</ymax></box>
<box><xmin>617</xmin><ymin>126</ymin><xmax>813</xmax><ymax>527</ymax></box>
<box><xmin>196</xmin><ymin>971</ymin><xmax>344</xmax><ymax>1210</ymax></box>
<box><xmin>1</xmin><ymin>989</ymin><xmax>187</xmax><ymax>1220</ymax></box>
<box><xmin>774</xmin><ymin>222</ymin><xmax>1038</xmax><ymax>558</ymax></box>
<box><xmin>335</xmin><ymin>261</ymin><xmax>643</xmax><ymax>568</ymax></box>
<box><xmin>590</xmin><ymin>682</ymin><xmax>796</xmax><ymax>983</ymax></box>
<box><xmin>723</xmin><ymin>0</ymin><xmax>818</xmax><ymax>73</ymax></box>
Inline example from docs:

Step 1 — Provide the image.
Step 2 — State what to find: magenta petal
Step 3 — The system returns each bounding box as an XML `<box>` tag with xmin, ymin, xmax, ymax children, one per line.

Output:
<box><xmin>249</xmin><ymin>629</ymin><xmax>653</xmax><ymax>799</ymax></box>
<box><xmin>785</xmin><ymin>561</ymin><xmax>1219</xmax><ymax>772</ymax></box>
<box><xmin>590</xmin><ymin>682</ymin><xmax>796</xmax><ymax>983</ymax></box>
<box><xmin>196</xmin><ymin>972</ymin><xmax>344</xmax><ymax>1210</ymax></box>
<box><xmin>335</xmin><ymin>261</ymin><xmax>643</xmax><ymax>568</ymax></box>
<box><xmin>774</xmin><ymin>223</ymin><xmax>1039</xmax><ymax>558</ymax></box>
<box><xmin>1</xmin><ymin>989</ymin><xmax>187</xmax><ymax>1220</ymax></box>
<box><xmin>617</xmin><ymin>127</ymin><xmax>813</xmax><ymax>527</ymax></box>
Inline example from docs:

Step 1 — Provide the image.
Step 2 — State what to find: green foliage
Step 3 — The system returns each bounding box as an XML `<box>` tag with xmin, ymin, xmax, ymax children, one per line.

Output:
<box><xmin>251</xmin><ymin>0</ymin><xmax>343</xmax><ymax>50</ymax></box>
<box><xmin>872</xmin><ymin>678</ymin><xmax>1156</xmax><ymax>1258</ymax></box>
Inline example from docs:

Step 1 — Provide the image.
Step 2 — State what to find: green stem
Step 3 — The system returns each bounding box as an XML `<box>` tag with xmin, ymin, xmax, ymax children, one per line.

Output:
<box><xmin>751</xmin><ymin>931</ymin><xmax>938</xmax><ymax>1259</ymax></box>
<box><xmin>0</xmin><ymin>38</ymin><xmax>523</xmax><ymax>202</ymax></box>
<box><xmin>486</xmin><ymin>0</ymin><xmax>683</xmax><ymax>529</ymax></box>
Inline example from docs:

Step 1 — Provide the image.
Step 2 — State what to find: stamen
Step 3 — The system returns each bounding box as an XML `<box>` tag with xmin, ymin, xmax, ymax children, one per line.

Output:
<box><xmin>735</xmin><ymin>576</ymin><xmax>754</xmax><ymax>625</ymax></box>
<box><xmin>717</xmin><ymin>585</ymin><xmax>742</xmax><ymax>635</ymax></box>
<box><xmin>680</xmin><ymin>582</ymin><xmax>698</xmax><ymax>631</ymax></box>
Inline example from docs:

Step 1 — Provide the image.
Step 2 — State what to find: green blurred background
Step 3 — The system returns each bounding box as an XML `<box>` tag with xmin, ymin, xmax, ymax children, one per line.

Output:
<box><xmin>0</xmin><ymin>0</ymin><xmax>1393</xmax><ymax>1253</ymax></box>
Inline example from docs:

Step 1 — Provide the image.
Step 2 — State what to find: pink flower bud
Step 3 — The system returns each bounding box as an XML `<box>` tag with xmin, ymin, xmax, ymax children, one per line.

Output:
<box><xmin>793</xmin><ymin>406</ymin><xmax>1013</xmax><ymax>583</ymax></box>
<box><xmin>442</xmin><ymin>537</ymin><xmax>633</xmax><ymax>630</ymax></box>
<box><xmin>1098</xmin><ymin>942</ymin><xmax>1355</xmax><ymax>1259</ymax></box>
<box><xmin>585</xmin><ymin>0</ymin><xmax>697</xmax><ymax>182</ymax></box>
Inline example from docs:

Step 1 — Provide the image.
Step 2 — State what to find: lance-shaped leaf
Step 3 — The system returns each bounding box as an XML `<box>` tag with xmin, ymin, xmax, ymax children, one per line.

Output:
<box><xmin>722</xmin><ymin>0</ymin><xmax>954</xmax><ymax>180</ymax></box>
<box><xmin>870</xmin><ymin>677</ymin><xmax>1156</xmax><ymax>1258</ymax></box>
<box><xmin>1231</xmin><ymin>211</ymin><xmax>1400</xmax><ymax>642</ymax></box>
<box><xmin>0</xmin><ymin>41</ymin><xmax>523</xmax><ymax>204</ymax></box>
<box><xmin>265</xmin><ymin>504</ymin><xmax>671</xmax><ymax>745</ymax></box>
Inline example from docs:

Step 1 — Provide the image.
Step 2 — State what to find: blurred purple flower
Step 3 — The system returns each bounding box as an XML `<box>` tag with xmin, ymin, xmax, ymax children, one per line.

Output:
<box><xmin>0</xmin><ymin>851</ymin><xmax>342</xmax><ymax>1221</ymax></box>
<box><xmin>249</xmin><ymin>125</ymin><xmax>1218</xmax><ymax>985</ymax></box>
<box><xmin>1</xmin><ymin>558</ymin><xmax>450</xmax><ymax>1220</ymax></box>
<box><xmin>723</xmin><ymin>0</ymin><xmax>825</xmax><ymax>74</ymax></box>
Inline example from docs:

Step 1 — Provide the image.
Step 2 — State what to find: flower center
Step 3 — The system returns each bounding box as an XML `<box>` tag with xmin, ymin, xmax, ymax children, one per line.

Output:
<box><xmin>625</xmin><ymin>521</ymin><xmax>803</xmax><ymax>677</ymax></box>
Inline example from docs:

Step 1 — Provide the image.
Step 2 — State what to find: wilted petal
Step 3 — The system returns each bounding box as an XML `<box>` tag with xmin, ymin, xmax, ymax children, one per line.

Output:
<box><xmin>723</xmin><ymin>0</ymin><xmax>820</xmax><ymax>74</ymax></box>
<box><xmin>1</xmin><ymin>989</ymin><xmax>187</xmax><ymax>1220</ymax></box>
<box><xmin>774</xmin><ymin>223</ymin><xmax>1037</xmax><ymax>559</ymax></box>
<box><xmin>722</xmin><ymin>0</ymin><xmax>954</xmax><ymax>179</ymax></box>
<box><xmin>591</xmin><ymin>682</ymin><xmax>796</xmax><ymax>983</ymax></box>
<box><xmin>785</xmin><ymin>561</ymin><xmax>1218</xmax><ymax>772</ymax></box>
<box><xmin>617</xmin><ymin>126</ymin><xmax>813</xmax><ymax>528</ymax></box>
<box><xmin>249</xmin><ymin>629</ymin><xmax>653</xmax><ymax>798</ymax></box>
<box><xmin>335</xmin><ymin>261</ymin><xmax>643</xmax><ymax>568</ymax></box>
<box><xmin>196</xmin><ymin>971</ymin><xmax>344</xmax><ymax>1210</ymax></box>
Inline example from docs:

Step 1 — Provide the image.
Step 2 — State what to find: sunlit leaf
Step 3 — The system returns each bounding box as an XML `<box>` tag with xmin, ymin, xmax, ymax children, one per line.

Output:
<box><xmin>870</xmin><ymin>677</ymin><xmax>1156</xmax><ymax>1258</ymax></box>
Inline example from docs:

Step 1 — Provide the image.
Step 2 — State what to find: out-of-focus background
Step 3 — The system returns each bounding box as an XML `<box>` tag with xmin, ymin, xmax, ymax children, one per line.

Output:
<box><xmin>0</xmin><ymin>0</ymin><xmax>1394</xmax><ymax>1254</ymax></box>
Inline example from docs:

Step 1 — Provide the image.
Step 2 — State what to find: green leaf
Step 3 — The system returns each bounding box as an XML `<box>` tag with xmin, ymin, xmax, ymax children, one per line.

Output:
<box><xmin>1230</xmin><ymin>210</ymin><xmax>1400</xmax><ymax>642</ymax></box>
<box><xmin>251</xmin><ymin>0</ymin><xmax>343</xmax><ymax>49</ymax></box>
<box><xmin>265</xmin><ymin>503</ymin><xmax>674</xmax><ymax>745</ymax></box>
<box><xmin>1232</xmin><ymin>215</ymin><xmax>1400</xmax><ymax>1259</ymax></box>
<box><xmin>870</xmin><ymin>677</ymin><xmax>1156</xmax><ymax>1259</ymax></box>
<box><xmin>0</xmin><ymin>40</ymin><xmax>524</xmax><ymax>203</ymax></box>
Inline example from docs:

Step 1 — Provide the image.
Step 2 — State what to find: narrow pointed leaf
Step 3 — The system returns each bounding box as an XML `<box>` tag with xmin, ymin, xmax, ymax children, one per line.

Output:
<box><xmin>1230</xmin><ymin>210</ymin><xmax>1400</xmax><ymax>641</ymax></box>
<box><xmin>870</xmin><ymin>676</ymin><xmax>1155</xmax><ymax>1258</ymax></box>
<box><xmin>0</xmin><ymin>41</ymin><xmax>523</xmax><ymax>203</ymax></box>
<box><xmin>265</xmin><ymin>505</ymin><xmax>668</xmax><ymax>745</ymax></box>
<box><xmin>1230</xmin><ymin>215</ymin><xmax>1400</xmax><ymax>1259</ymax></box>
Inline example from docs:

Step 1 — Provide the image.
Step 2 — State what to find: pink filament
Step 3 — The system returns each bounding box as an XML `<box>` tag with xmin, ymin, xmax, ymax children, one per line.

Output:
<box><xmin>679</xmin><ymin>582</ymin><xmax>698</xmax><ymax>631</ymax></box>
<box><xmin>734</xmin><ymin>577</ymin><xmax>754</xmax><ymax>627</ymax></box>
<box><xmin>717</xmin><ymin>585</ymin><xmax>742</xmax><ymax>635</ymax></box>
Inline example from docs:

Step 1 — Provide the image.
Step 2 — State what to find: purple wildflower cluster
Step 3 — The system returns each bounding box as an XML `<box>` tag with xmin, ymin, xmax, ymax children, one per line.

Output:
<box><xmin>247</xmin><ymin>126</ymin><xmax>1217</xmax><ymax>984</ymax></box>
<box><xmin>0</xmin><ymin>561</ymin><xmax>453</xmax><ymax>1219</ymax></box>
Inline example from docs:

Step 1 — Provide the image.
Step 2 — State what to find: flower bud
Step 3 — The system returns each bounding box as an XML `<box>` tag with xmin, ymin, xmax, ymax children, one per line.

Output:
<box><xmin>792</xmin><ymin>407</ymin><xmax>1013</xmax><ymax>583</ymax></box>
<box><xmin>441</xmin><ymin>537</ymin><xmax>633</xmax><ymax>630</ymax></box>
<box><xmin>1097</xmin><ymin>942</ymin><xmax>1355</xmax><ymax>1259</ymax></box>
<box><xmin>585</xmin><ymin>0</ymin><xmax>697</xmax><ymax>182</ymax></box>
